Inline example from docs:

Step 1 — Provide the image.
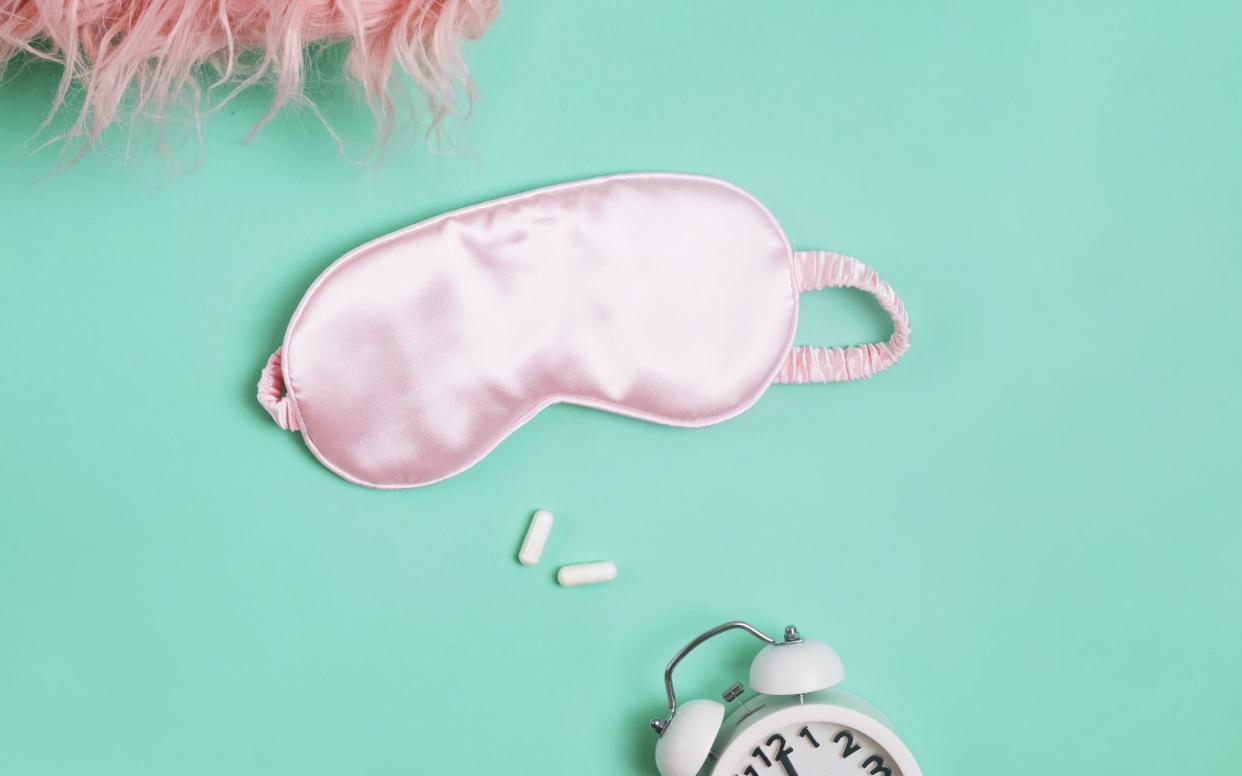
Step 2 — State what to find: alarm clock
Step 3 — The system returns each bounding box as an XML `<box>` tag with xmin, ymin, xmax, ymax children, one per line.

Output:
<box><xmin>648</xmin><ymin>621</ymin><xmax>921</xmax><ymax>776</ymax></box>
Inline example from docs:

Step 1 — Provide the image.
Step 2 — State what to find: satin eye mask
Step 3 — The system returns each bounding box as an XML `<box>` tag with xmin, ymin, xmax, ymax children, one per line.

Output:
<box><xmin>257</xmin><ymin>173</ymin><xmax>912</xmax><ymax>488</ymax></box>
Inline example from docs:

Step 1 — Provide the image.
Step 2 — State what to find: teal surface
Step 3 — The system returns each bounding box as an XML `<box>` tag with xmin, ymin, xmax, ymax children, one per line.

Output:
<box><xmin>2</xmin><ymin>3</ymin><xmax>1240</xmax><ymax>774</ymax></box>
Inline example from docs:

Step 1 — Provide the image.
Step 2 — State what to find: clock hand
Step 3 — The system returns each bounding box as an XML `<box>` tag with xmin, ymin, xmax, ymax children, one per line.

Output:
<box><xmin>776</xmin><ymin>753</ymin><xmax>800</xmax><ymax>776</ymax></box>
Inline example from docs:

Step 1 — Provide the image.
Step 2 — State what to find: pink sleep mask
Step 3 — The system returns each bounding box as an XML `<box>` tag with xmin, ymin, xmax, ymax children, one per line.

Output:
<box><xmin>257</xmin><ymin>173</ymin><xmax>911</xmax><ymax>488</ymax></box>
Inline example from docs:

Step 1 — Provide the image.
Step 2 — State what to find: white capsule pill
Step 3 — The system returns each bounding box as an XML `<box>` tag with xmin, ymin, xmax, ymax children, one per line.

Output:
<box><xmin>557</xmin><ymin>561</ymin><xmax>617</xmax><ymax>587</ymax></box>
<box><xmin>518</xmin><ymin>509</ymin><xmax>554</xmax><ymax>566</ymax></box>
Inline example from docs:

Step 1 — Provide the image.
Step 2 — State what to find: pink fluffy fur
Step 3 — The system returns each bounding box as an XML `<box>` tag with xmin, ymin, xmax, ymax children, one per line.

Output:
<box><xmin>0</xmin><ymin>0</ymin><xmax>498</xmax><ymax>150</ymax></box>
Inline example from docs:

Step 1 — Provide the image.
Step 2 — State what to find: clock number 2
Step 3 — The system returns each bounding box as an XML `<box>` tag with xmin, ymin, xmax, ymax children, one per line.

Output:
<box><xmin>833</xmin><ymin>730</ymin><xmax>861</xmax><ymax>758</ymax></box>
<box><xmin>861</xmin><ymin>755</ymin><xmax>892</xmax><ymax>776</ymax></box>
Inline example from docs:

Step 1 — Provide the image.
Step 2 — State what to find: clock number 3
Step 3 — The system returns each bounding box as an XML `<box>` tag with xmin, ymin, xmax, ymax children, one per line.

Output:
<box><xmin>861</xmin><ymin>755</ymin><xmax>892</xmax><ymax>776</ymax></box>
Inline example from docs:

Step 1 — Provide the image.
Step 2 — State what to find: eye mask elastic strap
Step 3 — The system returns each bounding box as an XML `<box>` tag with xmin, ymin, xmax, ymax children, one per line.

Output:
<box><xmin>258</xmin><ymin>348</ymin><xmax>298</xmax><ymax>431</ymax></box>
<box><xmin>774</xmin><ymin>251</ymin><xmax>912</xmax><ymax>384</ymax></box>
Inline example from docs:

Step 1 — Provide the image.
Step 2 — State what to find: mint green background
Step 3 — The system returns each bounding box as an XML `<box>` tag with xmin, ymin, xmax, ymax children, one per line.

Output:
<box><xmin>2</xmin><ymin>2</ymin><xmax>1240</xmax><ymax>774</ymax></box>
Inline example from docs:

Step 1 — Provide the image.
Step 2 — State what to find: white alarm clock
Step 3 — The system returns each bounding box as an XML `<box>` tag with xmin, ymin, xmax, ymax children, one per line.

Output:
<box><xmin>649</xmin><ymin>621</ymin><xmax>921</xmax><ymax>776</ymax></box>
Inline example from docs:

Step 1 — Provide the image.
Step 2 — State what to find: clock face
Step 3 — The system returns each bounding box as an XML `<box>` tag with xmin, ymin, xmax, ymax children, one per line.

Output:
<box><xmin>726</xmin><ymin>720</ymin><xmax>903</xmax><ymax>776</ymax></box>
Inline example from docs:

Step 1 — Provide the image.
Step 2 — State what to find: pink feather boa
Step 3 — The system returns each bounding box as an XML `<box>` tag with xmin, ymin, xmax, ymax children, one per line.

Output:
<box><xmin>0</xmin><ymin>0</ymin><xmax>498</xmax><ymax>150</ymax></box>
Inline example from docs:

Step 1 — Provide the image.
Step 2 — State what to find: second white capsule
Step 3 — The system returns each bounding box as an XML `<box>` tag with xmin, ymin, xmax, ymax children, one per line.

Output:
<box><xmin>557</xmin><ymin>561</ymin><xmax>617</xmax><ymax>588</ymax></box>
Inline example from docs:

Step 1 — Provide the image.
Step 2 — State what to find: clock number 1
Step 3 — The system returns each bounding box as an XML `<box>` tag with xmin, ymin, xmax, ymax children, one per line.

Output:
<box><xmin>798</xmin><ymin>727</ymin><xmax>821</xmax><ymax>748</ymax></box>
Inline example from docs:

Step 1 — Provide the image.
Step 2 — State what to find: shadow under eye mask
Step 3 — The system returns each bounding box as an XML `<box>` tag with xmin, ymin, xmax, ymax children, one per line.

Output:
<box><xmin>257</xmin><ymin>173</ymin><xmax>912</xmax><ymax>488</ymax></box>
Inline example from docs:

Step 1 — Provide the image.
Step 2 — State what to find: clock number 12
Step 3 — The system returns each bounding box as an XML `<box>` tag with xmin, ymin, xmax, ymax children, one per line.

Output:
<box><xmin>744</xmin><ymin>734</ymin><xmax>796</xmax><ymax>774</ymax></box>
